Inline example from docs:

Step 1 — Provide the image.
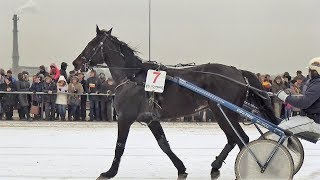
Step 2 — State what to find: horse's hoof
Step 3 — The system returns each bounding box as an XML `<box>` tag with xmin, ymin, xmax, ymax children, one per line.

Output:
<box><xmin>177</xmin><ymin>173</ymin><xmax>188</xmax><ymax>180</ymax></box>
<box><xmin>211</xmin><ymin>169</ymin><xmax>220</xmax><ymax>179</ymax></box>
<box><xmin>96</xmin><ymin>175</ymin><xmax>110</xmax><ymax>180</ymax></box>
<box><xmin>96</xmin><ymin>171</ymin><xmax>116</xmax><ymax>180</ymax></box>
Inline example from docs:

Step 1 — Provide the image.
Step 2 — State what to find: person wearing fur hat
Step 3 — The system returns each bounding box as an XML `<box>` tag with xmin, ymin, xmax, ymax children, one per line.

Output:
<box><xmin>276</xmin><ymin>57</ymin><xmax>320</xmax><ymax>135</ymax></box>
<box><xmin>56</xmin><ymin>76</ymin><xmax>68</xmax><ymax>121</ymax></box>
<box><xmin>43</xmin><ymin>76</ymin><xmax>57</xmax><ymax>120</ymax></box>
<box><xmin>68</xmin><ymin>76</ymin><xmax>84</xmax><ymax>121</ymax></box>
<box><xmin>0</xmin><ymin>77</ymin><xmax>16</xmax><ymax>120</ymax></box>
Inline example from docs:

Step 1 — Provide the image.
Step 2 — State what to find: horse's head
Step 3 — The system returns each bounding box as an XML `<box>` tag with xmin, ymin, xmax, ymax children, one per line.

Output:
<box><xmin>73</xmin><ymin>25</ymin><xmax>126</xmax><ymax>72</ymax></box>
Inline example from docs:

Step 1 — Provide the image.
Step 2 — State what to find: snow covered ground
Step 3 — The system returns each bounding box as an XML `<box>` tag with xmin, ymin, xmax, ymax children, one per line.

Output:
<box><xmin>0</xmin><ymin>121</ymin><xmax>319</xmax><ymax>180</ymax></box>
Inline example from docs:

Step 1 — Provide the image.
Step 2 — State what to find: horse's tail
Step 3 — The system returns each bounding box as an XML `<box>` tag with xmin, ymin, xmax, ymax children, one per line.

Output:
<box><xmin>241</xmin><ymin>70</ymin><xmax>280</xmax><ymax>125</ymax></box>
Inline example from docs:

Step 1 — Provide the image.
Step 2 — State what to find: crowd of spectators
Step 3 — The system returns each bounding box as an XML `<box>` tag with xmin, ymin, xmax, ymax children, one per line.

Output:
<box><xmin>257</xmin><ymin>70</ymin><xmax>308</xmax><ymax>119</ymax></box>
<box><xmin>0</xmin><ymin>63</ymin><xmax>310</xmax><ymax>122</ymax></box>
<box><xmin>0</xmin><ymin>62</ymin><xmax>116</xmax><ymax>121</ymax></box>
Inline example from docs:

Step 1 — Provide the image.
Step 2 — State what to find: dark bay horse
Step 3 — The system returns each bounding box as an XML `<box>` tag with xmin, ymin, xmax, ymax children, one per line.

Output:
<box><xmin>73</xmin><ymin>26</ymin><xmax>278</xmax><ymax>179</ymax></box>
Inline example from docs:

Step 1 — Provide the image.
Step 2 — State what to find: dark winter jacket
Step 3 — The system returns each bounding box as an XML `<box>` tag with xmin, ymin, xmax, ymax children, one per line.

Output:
<box><xmin>42</xmin><ymin>81</ymin><xmax>57</xmax><ymax>103</ymax></box>
<box><xmin>16</xmin><ymin>80</ymin><xmax>30</xmax><ymax>107</ymax></box>
<box><xmin>79</xmin><ymin>79</ymin><xmax>87</xmax><ymax>101</ymax></box>
<box><xmin>86</xmin><ymin>76</ymin><xmax>101</xmax><ymax>101</ymax></box>
<box><xmin>286</xmin><ymin>75</ymin><xmax>320</xmax><ymax>123</ymax></box>
<box><xmin>30</xmin><ymin>82</ymin><xmax>43</xmax><ymax>102</ymax></box>
<box><xmin>60</xmin><ymin>62</ymin><xmax>68</xmax><ymax>80</ymax></box>
<box><xmin>0</xmin><ymin>82</ymin><xmax>17</xmax><ymax>106</ymax></box>
<box><xmin>100</xmin><ymin>80</ymin><xmax>116</xmax><ymax>101</ymax></box>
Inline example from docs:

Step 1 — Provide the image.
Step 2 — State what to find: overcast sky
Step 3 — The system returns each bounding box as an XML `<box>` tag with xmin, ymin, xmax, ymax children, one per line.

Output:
<box><xmin>0</xmin><ymin>0</ymin><xmax>319</xmax><ymax>75</ymax></box>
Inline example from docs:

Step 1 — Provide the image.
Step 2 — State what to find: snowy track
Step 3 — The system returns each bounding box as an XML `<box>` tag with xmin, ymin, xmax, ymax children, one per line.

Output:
<box><xmin>0</xmin><ymin>121</ymin><xmax>319</xmax><ymax>179</ymax></box>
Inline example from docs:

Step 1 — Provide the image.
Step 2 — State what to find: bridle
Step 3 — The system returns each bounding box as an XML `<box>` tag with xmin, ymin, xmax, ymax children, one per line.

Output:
<box><xmin>80</xmin><ymin>33</ymin><xmax>124</xmax><ymax>72</ymax></box>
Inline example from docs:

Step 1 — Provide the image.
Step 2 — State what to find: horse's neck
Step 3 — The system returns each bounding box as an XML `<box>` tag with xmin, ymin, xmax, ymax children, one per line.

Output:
<box><xmin>104</xmin><ymin>42</ymin><xmax>145</xmax><ymax>84</ymax></box>
<box><xmin>108</xmin><ymin>69</ymin><xmax>128</xmax><ymax>84</ymax></box>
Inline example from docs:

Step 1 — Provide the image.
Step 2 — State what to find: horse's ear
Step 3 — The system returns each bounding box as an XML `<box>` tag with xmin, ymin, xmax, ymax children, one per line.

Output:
<box><xmin>96</xmin><ymin>25</ymin><xmax>101</xmax><ymax>35</ymax></box>
<box><xmin>107</xmin><ymin>28</ymin><xmax>113</xmax><ymax>34</ymax></box>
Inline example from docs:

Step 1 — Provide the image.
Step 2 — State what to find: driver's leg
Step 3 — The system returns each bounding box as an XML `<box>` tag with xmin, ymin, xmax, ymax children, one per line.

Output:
<box><xmin>278</xmin><ymin>116</ymin><xmax>320</xmax><ymax>134</ymax></box>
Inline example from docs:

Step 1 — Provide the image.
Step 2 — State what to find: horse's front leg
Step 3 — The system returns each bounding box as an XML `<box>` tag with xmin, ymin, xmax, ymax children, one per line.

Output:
<box><xmin>148</xmin><ymin>121</ymin><xmax>188</xmax><ymax>180</ymax></box>
<box><xmin>97</xmin><ymin>119</ymin><xmax>132</xmax><ymax>179</ymax></box>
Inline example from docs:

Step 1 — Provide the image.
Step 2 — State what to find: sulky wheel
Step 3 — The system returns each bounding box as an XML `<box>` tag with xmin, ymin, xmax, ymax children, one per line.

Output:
<box><xmin>235</xmin><ymin>139</ymin><xmax>294</xmax><ymax>180</ymax></box>
<box><xmin>259</xmin><ymin>131</ymin><xmax>304</xmax><ymax>174</ymax></box>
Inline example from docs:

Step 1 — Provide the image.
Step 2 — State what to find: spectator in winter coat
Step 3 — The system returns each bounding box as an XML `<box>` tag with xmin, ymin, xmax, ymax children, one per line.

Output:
<box><xmin>43</xmin><ymin>76</ymin><xmax>57</xmax><ymax>120</ymax></box>
<box><xmin>49</xmin><ymin>63</ymin><xmax>60</xmax><ymax>82</ymax></box>
<box><xmin>282</xmin><ymin>72</ymin><xmax>291</xmax><ymax>88</ymax></box>
<box><xmin>60</xmin><ymin>62</ymin><xmax>68</xmax><ymax>80</ymax></box>
<box><xmin>100</xmin><ymin>77</ymin><xmax>115</xmax><ymax>121</ymax></box>
<box><xmin>276</xmin><ymin>57</ymin><xmax>320</xmax><ymax>135</ymax></box>
<box><xmin>86</xmin><ymin>69</ymin><xmax>101</xmax><ymax>121</ymax></box>
<box><xmin>67</xmin><ymin>70</ymin><xmax>76</xmax><ymax>84</ymax></box>
<box><xmin>68</xmin><ymin>76</ymin><xmax>84</xmax><ymax>121</ymax></box>
<box><xmin>76</xmin><ymin>72</ymin><xmax>87</xmax><ymax>121</ymax></box>
<box><xmin>265</xmin><ymin>74</ymin><xmax>273</xmax><ymax>84</ymax></box>
<box><xmin>6</xmin><ymin>70</ymin><xmax>16</xmax><ymax>84</ymax></box>
<box><xmin>29</xmin><ymin>75</ymin><xmax>44</xmax><ymax>120</ymax></box>
<box><xmin>294</xmin><ymin>75</ymin><xmax>305</xmax><ymax>92</ymax></box>
<box><xmin>36</xmin><ymin>65</ymin><xmax>49</xmax><ymax>78</ymax></box>
<box><xmin>0</xmin><ymin>70</ymin><xmax>5</xmax><ymax>119</ymax></box>
<box><xmin>294</xmin><ymin>70</ymin><xmax>307</xmax><ymax>83</ymax></box>
<box><xmin>0</xmin><ymin>77</ymin><xmax>16</xmax><ymax>120</ymax></box>
<box><xmin>289</xmin><ymin>80</ymin><xmax>302</xmax><ymax>116</ymax></box>
<box><xmin>0</xmin><ymin>70</ymin><xmax>5</xmax><ymax>84</ymax></box>
<box><xmin>16</xmin><ymin>72</ymin><xmax>31</xmax><ymax>120</ymax></box>
<box><xmin>56</xmin><ymin>76</ymin><xmax>68</xmax><ymax>120</ymax></box>
<box><xmin>271</xmin><ymin>76</ymin><xmax>286</xmax><ymax>118</ymax></box>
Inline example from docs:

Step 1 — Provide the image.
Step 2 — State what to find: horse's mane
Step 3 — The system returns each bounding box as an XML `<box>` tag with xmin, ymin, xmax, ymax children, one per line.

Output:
<box><xmin>101</xmin><ymin>29</ymin><xmax>143</xmax><ymax>63</ymax></box>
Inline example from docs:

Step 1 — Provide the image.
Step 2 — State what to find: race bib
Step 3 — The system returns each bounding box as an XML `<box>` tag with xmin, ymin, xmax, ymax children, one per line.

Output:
<box><xmin>144</xmin><ymin>70</ymin><xmax>166</xmax><ymax>93</ymax></box>
<box><xmin>89</xmin><ymin>83</ymin><xmax>96</xmax><ymax>88</ymax></box>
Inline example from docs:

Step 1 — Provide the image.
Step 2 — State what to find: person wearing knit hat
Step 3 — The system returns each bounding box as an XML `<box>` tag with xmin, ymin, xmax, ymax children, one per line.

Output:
<box><xmin>276</xmin><ymin>57</ymin><xmax>320</xmax><ymax>135</ymax></box>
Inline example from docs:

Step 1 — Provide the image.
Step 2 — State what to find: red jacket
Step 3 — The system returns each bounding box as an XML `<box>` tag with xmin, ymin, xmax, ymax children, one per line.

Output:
<box><xmin>50</xmin><ymin>63</ymin><xmax>60</xmax><ymax>81</ymax></box>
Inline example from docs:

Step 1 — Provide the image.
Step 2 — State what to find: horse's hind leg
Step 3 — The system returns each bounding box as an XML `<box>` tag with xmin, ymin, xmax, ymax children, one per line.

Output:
<box><xmin>209</xmin><ymin>106</ymin><xmax>249</xmax><ymax>179</ymax></box>
<box><xmin>148</xmin><ymin>121</ymin><xmax>188</xmax><ymax>179</ymax></box>
<box><xmin>97</xmin><ymin>119</ymin><xmax>132</xmax><ymax>179</ymax></box>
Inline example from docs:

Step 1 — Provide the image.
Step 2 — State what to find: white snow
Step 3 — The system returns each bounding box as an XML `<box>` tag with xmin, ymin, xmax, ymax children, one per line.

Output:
<box><xmin>0</xmin><ymin>121</ymin><xmax>319</xmax><ymax>179</ymax></box>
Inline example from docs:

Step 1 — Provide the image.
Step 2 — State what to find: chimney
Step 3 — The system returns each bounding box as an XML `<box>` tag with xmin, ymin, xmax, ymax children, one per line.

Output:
<box><xmin>12</xmin><ymin>14</ymin><xmax>19</xmax><ymax>74</ymax></box>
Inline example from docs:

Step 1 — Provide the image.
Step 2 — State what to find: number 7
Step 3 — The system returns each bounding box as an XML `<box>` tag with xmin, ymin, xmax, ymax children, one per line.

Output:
<box><xmin>153</xmin><ymin>71</ymin><xmax>161</xmax><ymax>83</ymax></box>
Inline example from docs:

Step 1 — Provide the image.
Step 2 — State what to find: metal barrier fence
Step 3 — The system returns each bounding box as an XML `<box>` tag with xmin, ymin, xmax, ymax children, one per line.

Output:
<box><xmin>0</xmin><ymin>91</ymin><xmax>114</xmax><ymax>120</ymax></box>
<box><xmin>0</xmin><ymin>91</ymin><xmax>302</xmax><ymax>121</ymax></box>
